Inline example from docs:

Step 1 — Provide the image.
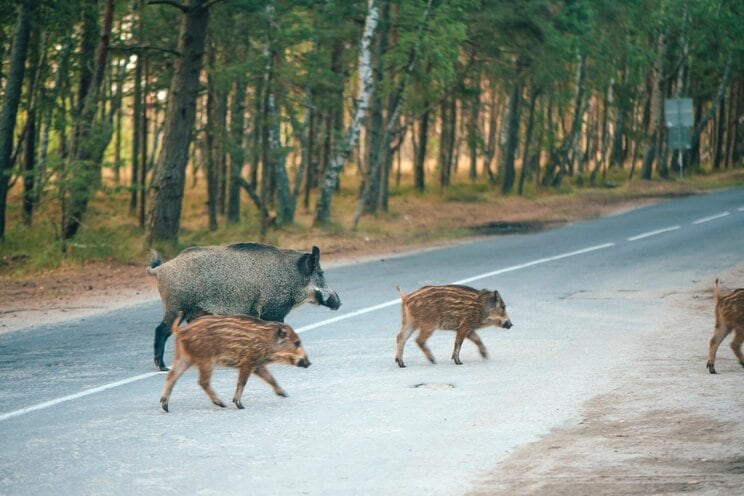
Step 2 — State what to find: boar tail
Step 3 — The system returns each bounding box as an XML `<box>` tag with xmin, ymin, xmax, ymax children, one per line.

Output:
<box><xmin>715</xmin><ymin>278</ymin><xmax>721</xmax><ymax>302</ymax></box>
<box><xmin>396</xmin><ymin>286</ymin><xmax>406</xmax><ymax>301</ymax></box>
<box><xmin>146</xmin><ymin>250</ymin><xmax>163</xmax><ymax>276</ymax></box>
<box><xmin>171</xmin><ymin>312</ymin><xmax>185</xmax><ymax>335</ymax></box>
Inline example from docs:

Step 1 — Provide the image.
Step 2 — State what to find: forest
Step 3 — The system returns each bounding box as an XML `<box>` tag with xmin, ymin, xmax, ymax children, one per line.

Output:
<box><xmin>0</xmin><ymin>0</ymin><xmax>743</xmax><ymax>254</ymax></box>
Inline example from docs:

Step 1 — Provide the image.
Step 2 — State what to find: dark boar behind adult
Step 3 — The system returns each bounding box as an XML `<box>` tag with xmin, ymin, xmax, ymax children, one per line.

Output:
<box><xmin>147</xmin><ymin>243</ymin><xmax>341</xmax><ymax>370</ymax></box>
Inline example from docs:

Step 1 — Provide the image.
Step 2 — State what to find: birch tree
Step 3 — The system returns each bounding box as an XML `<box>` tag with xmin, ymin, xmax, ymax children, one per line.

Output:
<box><xmin>314</xmin><ymin>0</ymin><xmax>378</xmax><ymax>225</ymax></box>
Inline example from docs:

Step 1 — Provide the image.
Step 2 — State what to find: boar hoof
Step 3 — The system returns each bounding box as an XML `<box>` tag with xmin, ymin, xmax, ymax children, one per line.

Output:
<box><xmin>706</xmin><ymin>362</ymin><xmax>717</xmax><ymax>374</ymax></box>
<box><xmin>155</xmin><ymin>359</ymin><xmax>169</xmax><ymax>372</ymax></box>
<box><xmin>453</xmin><ymin>358</ymin><xmax>463</xmax><ymax>365</ymax></box>
<box><xmin>213</xmin><ymin>400</ymin><xmax>226</xmax><ymax>408</ymax></box>
<box><xmin>233</xmin><ymin>400</ymin><xmax>244</xmax><ymax>410</ymax></box>
<box><xmin>276</xmin><ymin>389</ymin><xmax>288</xmax><ymax>398</ymax></box>
<box><xmin>160</xmin><ymin>398</ymin><xmax>169</xmax><ymax>413</ymax></box>
<box><xmin>395</xmin><ymin>358</ymin><xmax>406</xmax><ymax>368</ymax></box>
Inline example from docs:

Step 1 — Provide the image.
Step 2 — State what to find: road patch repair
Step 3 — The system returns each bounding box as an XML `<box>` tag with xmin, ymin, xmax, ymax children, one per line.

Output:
<box><xmin>468</xmin><ymin>268</ymin><xmax>744</xmax><ymax>496</ymax></box>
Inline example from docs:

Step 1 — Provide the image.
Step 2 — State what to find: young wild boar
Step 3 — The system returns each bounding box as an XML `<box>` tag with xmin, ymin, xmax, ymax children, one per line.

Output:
<box><xmin>394</xmin><ymin>284</ymin><xmax>513</xmax><ymax>367</ymax></box>
<box><xmin>147</xmin><ymin>243</ymin><xmax>340</xmax><ymax>371</ymax></box>
<box><xmin>706</xmin><ymin>278</ymin><xmax>744</xmax><ymax>374</ymax></box>
<box><xmin>160</xmin><ymin>313</ymin><xmax>311</xmax><ymax>412</ymax></box>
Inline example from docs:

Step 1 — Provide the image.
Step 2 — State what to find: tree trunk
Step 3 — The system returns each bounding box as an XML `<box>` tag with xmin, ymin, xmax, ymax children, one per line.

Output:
<box><xmin>641</xmin><ymin>29</ymin><xmax>666</xmax><ymax>180</ymax></box>
<box><xmin>688</xmin><ymin>53</ymin><xmax>731</xmax><ymax>171</ymax></box>
<box><xmin>468</xmin><ymin>69</ymin><xmax>481</xmax><ymax>181</ymax></box>
<box><xmin>314</xmin><ymin>0</ymin><xmax>378</xmax><ymax>225</ymax></box>
<box><xmin>483</xmin><ymin>85</ymin><xmax>500</xmax><ymax>183</ymax></box>
<box><xmin>22</xmin><ymin>25</ymin><xmax>41</xmax><ymax>226</ymax></box>
<box><xmin>147</xmin><ymin>0</ymin><xmax>211</xmax><ymax>246</ymax></box>
<box><xmin>517</xmin><ymin>85</ymin><xmax>538</xmax><ymax>195</ymax></box>
<box><xmin>501</xmin><ymin>78</ymin><xmax>522</xmax><ymax>194</ymax></box>
<box><xmin>63</xmin><ymin>0</ymin><xmax>115</xmax><ymax>240</ymax></box>
<box><xmin>360</xmin><ymin>0</ymin><xmax>389</xmax><ymax>216</ymax></box>
<box><xmin>543</xmin><ymin>52</ymin><xmax>586</xmax><ymax>187</ymax></box>
<box><xmin>0</xmin><ymin>0</ymin><xmax>33</xmax><ymax>240</ymax></box>
<box><xmin>205</xmin><ymin>42</ymin><xmax>219</xmax><ymax>231</ymax></box>
<box><xmin>227</xmin><ymin>79</ymin><xmax>246</xmax><ymax>223</ymax></box>
<box><xmin>413</xmin><ymin>104</ymin><xmax>429</xmax><ymax>191</ymax></box>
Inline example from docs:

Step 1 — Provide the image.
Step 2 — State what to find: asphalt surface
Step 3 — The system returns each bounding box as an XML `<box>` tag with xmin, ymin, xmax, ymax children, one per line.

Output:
<box><xmin>1</xmin><ymin>187</ymin><xmax>742</xmax><ymax>495</ymax></box>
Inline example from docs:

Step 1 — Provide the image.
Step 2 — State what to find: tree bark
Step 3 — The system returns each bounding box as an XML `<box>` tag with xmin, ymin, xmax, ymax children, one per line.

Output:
<box><xmin>314</xmin><ymin>0</ymin><xmax>378</xmax><ymax>225</ymax></box>
<box><xmin>500</xmin><ymin>78</ymin><xmax>522</xmax><ymax>194</ymax></box>
<box><xmin>0</xmin><ymin>0</ymin><xmax>34</xmax><ymax>240</ymax></box>
<box><xmin>63</xmin><ymin>0</ymin><xmax>115</xmax><ymax>240</ymax></box>
<box><xmin>227</xmin><ymin>79</ymin><xmax>246</xmax><ymax>223</ymax></box>
<box><xmin>147</xmin><ymin>0</ymin><xmax>211</xmax><ymax>245</ymax></box>
<box><xmin>413</xmin><ymin>103</ymin><xmax>429</xmax><ymax>191</ymax></box>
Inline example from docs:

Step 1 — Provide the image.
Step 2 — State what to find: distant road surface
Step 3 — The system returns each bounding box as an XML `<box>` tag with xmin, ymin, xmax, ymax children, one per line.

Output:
<box><xmin>1</xmin><ymin>187</ymin><xmax>742</xmax><ymax>495</ymax></box>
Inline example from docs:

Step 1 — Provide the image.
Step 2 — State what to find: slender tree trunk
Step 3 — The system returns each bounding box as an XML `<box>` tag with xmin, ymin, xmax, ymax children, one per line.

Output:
<box><xmin>360</xmin><ymin>0</ymin><xmax>389</xmax><ymax>216</ymax></box>
<box><xmin>688</xmin><ymin>54</ymin><xmax>731</xmax><ymax>171</ymax></box>
<box><xmin>0</xmin><ymin>0</ymin><xmax>33</xmax><ymax>240</ymax></box>
<box><xmin>641</xmin><ymin>29</ymin><xmax>666</xmax><ymax>180</ymax></box>
<box><xmin>205</xmin><ymin>42</ymin><xmax>219</xmax><ymax>231</ymax></box>
<box><xmin>713</xmin><ymin>94</ymin><xmax>726</xmax><ymax>170</ymax></box>
<box><xmin>21</xmin><ymin>25</ymin><xmax>41</xmax><ymax>226</ymax></box>
<box><xmin>517</xmin><ymin>85</ymin><xmax>538</xmax><ymax>195</ymax></box>
<box><xmin>147</xmin><ymin>0</ymin><xmax>211</xmax><ymax>245</ymax></box>
<box><xmin>413</xmin><ymin>104</ymin><xmax>429</xmax><ymax>191</ymax></box>
<box><xmin>314</xmin><ymin>0</ymin><xmax>378</xmax><ymax>225</ymax></box>
<box><xmin>130</xmin><ymin>44</ymin><xmax>143</xmax><ymax>213</ymax></box>
<box><xmin>483</xmin><ymin>85</ymin><xmax>500</xmax><ymax>183</ymax></box>
<box><xmin>543</xmin><ymin>52</ymin><xmax>586</xmax><ymax>187</ymax></box>
<box><xmin>63</xmin><ymin>0</ymin><xmax>115</xmax><ymax>240</ymax></box>
<box><xmin>227</xmin><ymin>79</ymin><xmax>246</xmax><ymax>223</ymax></box>
<box><xmin>469</xmin><ymin>69</ymin><xmax>481</xmax><ymax>181</ymax></box>
<box><xmin>501</xmin><ymin>78</ymin><xmax>522</xmax><ymax>194</ymax></box>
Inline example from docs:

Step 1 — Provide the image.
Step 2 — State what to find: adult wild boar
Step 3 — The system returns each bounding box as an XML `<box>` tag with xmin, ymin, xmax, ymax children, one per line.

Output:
<box><xmin>147</xmin><ymin>243</ymin><xmax>341</xmax><ymax>371</ymax></box>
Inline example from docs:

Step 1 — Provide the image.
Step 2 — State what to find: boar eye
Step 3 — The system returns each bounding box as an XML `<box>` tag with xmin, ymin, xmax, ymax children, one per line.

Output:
<box><xmin>294</xmin><ymin>340</ymin><xmax>301</xmax><ymax>348</ymax></box>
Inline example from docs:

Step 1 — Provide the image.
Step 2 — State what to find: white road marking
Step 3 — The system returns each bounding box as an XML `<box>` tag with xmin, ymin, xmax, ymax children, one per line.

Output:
<box><xmin>693</xmin><ymin>212</ymin><xmax>730</xmax><ymax>224</ymax></box>
<box><xmin>0</xmin><ymin>372</ymin><xmax>160</xmax><ymax>422</ymax></box>
<box><xmin>628</xmin><ymin>225</ymin><xmax>681</xmax><ymax>242</ymax></box>
<box><xmin>0</xmin><ymin>242</ymin><xmax>616</xmax><ymax>422</ymax></box>
<box><xmin>738</xmin><ymin>206</ymin><xmax>744</xmax><ymax>212</ymax></box>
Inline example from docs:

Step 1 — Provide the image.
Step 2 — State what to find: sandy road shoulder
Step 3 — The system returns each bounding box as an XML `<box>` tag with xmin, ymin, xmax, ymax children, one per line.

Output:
<box><xmin>468</xmin><ymin>268</ymin><xmax>744</xmax><ymax>496</ymax></box>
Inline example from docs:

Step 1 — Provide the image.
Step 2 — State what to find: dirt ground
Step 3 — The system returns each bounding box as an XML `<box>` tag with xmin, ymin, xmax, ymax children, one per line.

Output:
<box><xmin>469</xmin><ymin>267</ymin><xmax>744</xmax><ymax>496</ymax></box>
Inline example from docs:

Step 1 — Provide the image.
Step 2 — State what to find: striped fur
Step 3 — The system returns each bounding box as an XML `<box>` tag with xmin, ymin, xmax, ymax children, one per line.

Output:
<box><xmin>395</xmin><ymin>284</ymin><xmax>513</xmax><ymax>367</ymax></box>
<box><xmin>160</xmin><ymin>313</ymin><xmax>310</xmax><ymax>412</ymax></box>
<box><xmin>707</xmin><ymin>279</ymin><xmax>744</xmax><ymax>374</ymax></box>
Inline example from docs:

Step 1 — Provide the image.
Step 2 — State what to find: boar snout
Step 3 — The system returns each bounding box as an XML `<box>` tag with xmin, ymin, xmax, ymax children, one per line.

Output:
<box><xmin>503</xmin><ymin>320</ymin><xmax>513</xmax><ymax>329</ymax></box>
<box><xmin>297</xmin><ymin>356</ymin><xmax>311</xmax><ymax>368</ymax></box>
<box><xmin>316</xmin><ymin>290</ymin><xmax>341</xmax><ymax>310</ymax></box>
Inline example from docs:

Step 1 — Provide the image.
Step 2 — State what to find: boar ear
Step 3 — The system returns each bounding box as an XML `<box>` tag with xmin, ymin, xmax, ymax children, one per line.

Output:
<box><xmin>274</xmin><ymin>326</ymin><xmax>288</xmax><ymax>344</ymax></box>
<box><xmin>492</xmin><ymin>290</ymin><xmax>502</xmax><ymax>304</ymax></box>
<box><xmin>299</xmin><ymin>247</ymin><xmax>320</xmax><ymax>276</ymax></box>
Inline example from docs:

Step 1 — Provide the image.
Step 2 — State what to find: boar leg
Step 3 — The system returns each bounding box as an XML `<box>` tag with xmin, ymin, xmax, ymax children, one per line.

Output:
<box><xmin>232</xmin><ymin>368</ymin><xmax>252</xmax><ymax>409</ymax></box>
<box><xmin>159</xmin><ymin>359</ymin><xmax>191</xmax><ymax>412</ymax></box>
<box><xmin>154</xmin><ymin>320</ymin><xmax>172</xmax><ymax>371</ymax></box>
<box><xmin>451</xmin><ymin>325</ymin><xmax>471</xmax><ymax>365</ymax></box>
<box><xmin>415</xmin><ymin>326</ymin><xmax>437</xmax><ymax>364</ymax></box>
<box><xmin>197</xmin><ymin>366</ymin><xmax>226</xmax><ymax>408</ymax></box>
<box><xmin>395</xmin><ymin>321</ymin><xmax>417</xmax><ymax>368</ymax></box>
<box><xmin>706</xmin><ymin>324</ymin><xmax>731</xmax><ymax>374</ymax></box>
<box><xmin>730</xmin><ymin>328</ymin><xmax>744</xmax><ymax>368</ymax></box>
<box><xmin>254</xmin><ymin>366</ymin><xmax>287</xmax><ymax>398</ymax></box>
<box><xmin>467</xmin><ymin>331</ymin><xmax>489</xmax><ymax>359</ymax></box>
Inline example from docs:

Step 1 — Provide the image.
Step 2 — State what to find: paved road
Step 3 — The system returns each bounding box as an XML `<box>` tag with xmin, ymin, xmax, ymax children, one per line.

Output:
<box><xmin>1</xmin><ymin>188</ymin><xmax>742</xmax><ymax>495</ymax></box>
